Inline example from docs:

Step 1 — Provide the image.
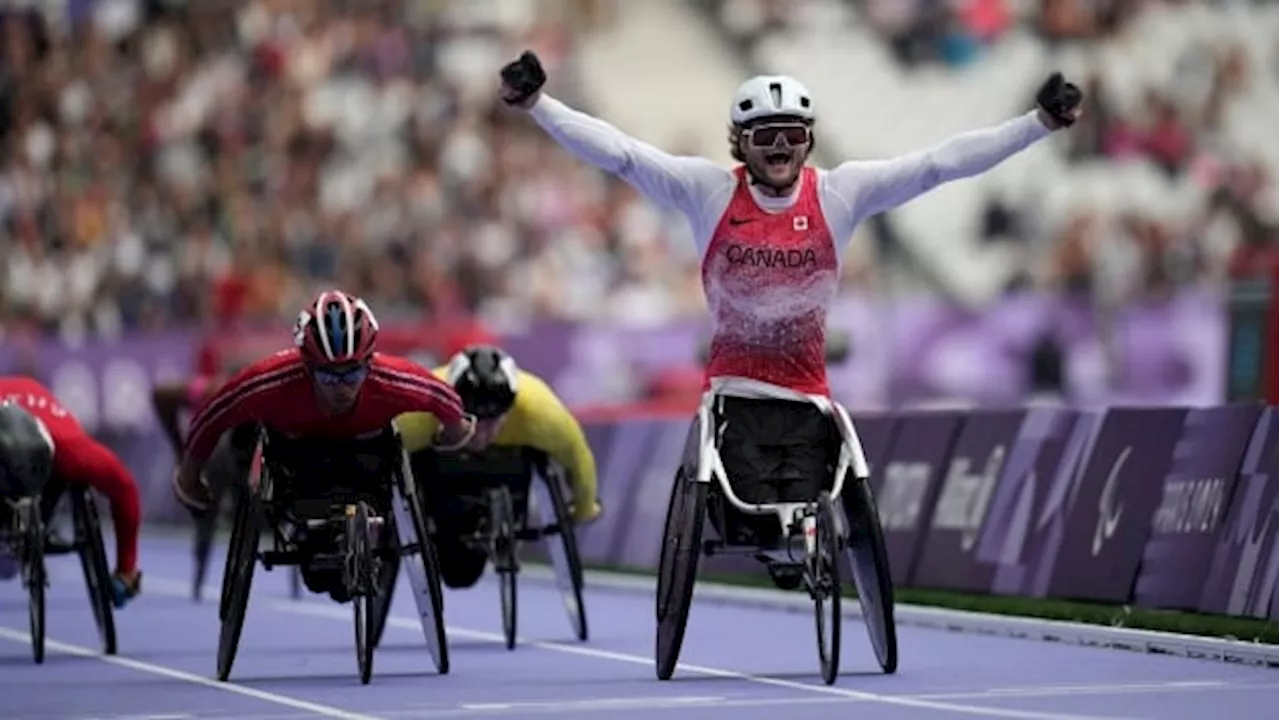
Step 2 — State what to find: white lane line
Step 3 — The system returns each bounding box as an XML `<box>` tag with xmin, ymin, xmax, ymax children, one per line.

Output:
<box><xmin>272</xmin><ymin>598</ymin><xmax>1125</xmax><ymax>720</ymax></box>
<box><xmin>120</xmin><ymin>574</ymin><xmax>1134</xmax><ymax>720</ymax></box>
<box><xmin>0</xmin><ymin>627</ymin><xmax>383</xmax><ymax>720</ymax></box>
<box><xmin>459</xmin><ymin>695</ymin><xmax>724</xmax><ymax>711</ymax></box>
<box><xmin>909</xmin><ymin>680</ymin><xmax>1263</xmax><ymax>700</ymax></box>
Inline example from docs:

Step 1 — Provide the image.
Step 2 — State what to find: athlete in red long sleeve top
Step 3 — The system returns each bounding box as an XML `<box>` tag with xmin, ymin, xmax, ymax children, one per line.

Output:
<box><xmin>172</xmin><ymin>290</ymin><xmax>479</xmax><ymax>515</ymax></box>
<box><xmin>0</xmin><ymin>376</ymin><xmax>144</xmax><ymax>607</ymax></box>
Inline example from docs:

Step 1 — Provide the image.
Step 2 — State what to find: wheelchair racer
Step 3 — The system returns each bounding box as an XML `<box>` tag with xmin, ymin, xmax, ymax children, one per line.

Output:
<box><xmin>0</xmin><ymin>377</ymin><xmax>145</xmax><ymax>607</ymax></box>
<box><xmin>498</xmin><ymin>51</ymin><xmax>1083</xmax><ymax>590</ymax></box>
<box><xmin>0</xmin><ymin>400</ymin><xmax>54</xmax><ymax>582</ymax></box>
<box><xmin>171</xmin><ymin>290</ymin><xmax>483</xmax><ymax>601</ymax></box>
<box><xmin>396</xmin><ymin>345</ymin><xmax>600</xmax><ymax>590</ymax></box>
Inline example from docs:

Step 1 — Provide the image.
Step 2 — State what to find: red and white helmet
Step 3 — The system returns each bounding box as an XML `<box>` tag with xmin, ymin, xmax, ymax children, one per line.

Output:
<box><xmin>294</xmin><ymin>290</ymin><xmax>380</xmax><ymax>367</ymax></box>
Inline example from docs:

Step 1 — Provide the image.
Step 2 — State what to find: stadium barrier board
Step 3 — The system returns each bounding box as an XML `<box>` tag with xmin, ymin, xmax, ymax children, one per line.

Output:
<box><xmin>563</xmin><ymin>404</ymin><xmax>1277</xmax><ymax>619</ymax></box>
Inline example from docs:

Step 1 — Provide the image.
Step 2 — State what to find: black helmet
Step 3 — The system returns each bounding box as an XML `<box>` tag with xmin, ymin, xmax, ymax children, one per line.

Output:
<box><xmin>0</xmin><ymin>402</ymin><xmax>54</xmax><ymax>498</ymax></box>
<box><xmin>445</xmin><ymin>345</ymin><xmax>519</xmax><ymax>420</ymax></box>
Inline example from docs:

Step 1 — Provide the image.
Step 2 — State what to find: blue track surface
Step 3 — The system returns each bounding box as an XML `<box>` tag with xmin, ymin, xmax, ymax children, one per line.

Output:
<box><xmin>0</xmin><ymin>533</ymin><xmax>1275</xmax><ymax>720</ymax></box>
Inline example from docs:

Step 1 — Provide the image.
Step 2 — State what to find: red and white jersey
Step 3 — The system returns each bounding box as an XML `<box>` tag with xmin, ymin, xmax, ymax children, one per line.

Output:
<box><xmin>183</xmin><ymin>348</ymin><xmax>466</xmax><ymax>463</ymax></box>
<box><xmin>701</xmin><ymin>166</ymin><xmax>838</xmax><ymax>395</ymax></box>
<box><xmin>529</xmin><ymin>94</ymin><xmax>1050</xmax><ymax>399</ymax></box>
<box><xmin>0</xmin><ymin>376</ymin><xmax>74</xmax><ymax>453</ymax></box>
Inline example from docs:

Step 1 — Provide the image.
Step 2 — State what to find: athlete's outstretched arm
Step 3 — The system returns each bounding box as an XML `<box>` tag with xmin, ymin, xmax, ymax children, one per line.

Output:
<box><xmin>174</xmin><ymin>357</ymin><xmax>301</xmax><ymax>514</ymax></box>
<box><xmin>527</xmin><ymin>95</ymin><xmax>731</xmax><ymax>215</ymax></box>
<box><xmin>826</xmin><ymin>112</ymin><xmax>1051</xmax><ymax>225</ymax></box>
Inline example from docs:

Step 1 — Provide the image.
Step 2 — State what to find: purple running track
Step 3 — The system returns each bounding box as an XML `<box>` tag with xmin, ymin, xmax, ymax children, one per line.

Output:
<box><xmin>0</xmin><ymin>533</ymin><xmax>1274</xmax><ymax>720</ymax></box>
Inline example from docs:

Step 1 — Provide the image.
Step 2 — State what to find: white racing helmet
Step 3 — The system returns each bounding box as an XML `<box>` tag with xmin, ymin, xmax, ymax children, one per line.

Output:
<box><xmin>730</xmin><ymin>75</ymin><xmax>815</xmax><ymax>126</ymax></box>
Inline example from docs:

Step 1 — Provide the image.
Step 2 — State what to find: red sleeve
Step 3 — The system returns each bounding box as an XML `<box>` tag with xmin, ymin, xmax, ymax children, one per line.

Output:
<box><xmin>184</xmin><ymin>351</ymin><xmax>306</xmax><ymax>463</ymax></box>
<box><xmin>369</xmin><ymin>355</ymin><xmax>466</xmax><ymax>425</ymax></box>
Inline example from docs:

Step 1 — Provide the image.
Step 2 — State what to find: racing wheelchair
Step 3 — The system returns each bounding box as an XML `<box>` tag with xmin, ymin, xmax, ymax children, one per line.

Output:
<box><xmin>655</xmin><ymin>391</ymin><xmax>897</xmax><ymax>685</ymax></box>
<box><xmin>1</xmin><ymin>480</ymin><xmax>119</xmax><ymax>663</ymax></box>
<box><xmin>217</xmin><ymin>426</ymin><xmax>449</xmax><ymax>685</ymax></box>
<box><xmin>413</xmin><ymin>448</ymin><xmax>588</xmax><ymax>650</ymax></box>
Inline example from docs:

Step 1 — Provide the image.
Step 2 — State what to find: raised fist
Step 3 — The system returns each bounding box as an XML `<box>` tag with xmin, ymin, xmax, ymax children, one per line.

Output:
<box><xmin>499</xmin><ymin>51</ymin><xmax>547</xmax><ymax>109</ymax></box>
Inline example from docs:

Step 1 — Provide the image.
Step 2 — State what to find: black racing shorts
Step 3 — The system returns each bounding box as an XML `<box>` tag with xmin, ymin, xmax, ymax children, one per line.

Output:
<box><xmin>708</xmin><ymin>396</ymin><xmax>840</xmax><ymax>546</ymax></box>
<box><xmin>411</xmin><ymin>446</ymin><xmax>538</xmax><ymax>589</ymax></box>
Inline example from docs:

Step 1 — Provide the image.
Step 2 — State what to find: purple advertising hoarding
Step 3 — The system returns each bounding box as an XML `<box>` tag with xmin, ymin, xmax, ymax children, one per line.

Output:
<box><xmin>1132</xmin><ymin>405</ymin><xmax>1264</xmax><ymax>610</ymax></box>
<box><xmin>1199</xmin><ymin>408</ymin><xmax>1279</xmax><ymax>618</ymax></box>
<box><xmin>850</xmin><ymin>413</ymin><xmax>899</xmax><ymax>484</ymax></box>
<box><xmin>973</xmin><ymin>408</ymin><xmax>1083</xmax><ymax>596</ymax></box>
<box><xmin>912</xmin><ymin>411</ymin><xmax>1026</xmax><ymax>590</ymax></box>
<box><xmin>872</xmin><ymin>412</ymin><xmax>964</xmax><ymax>586</ymax></box>
<box><xmin>1039</xmin><ymin>408</ymin><xmax>1188</xmax><ymax>603</ymax></box>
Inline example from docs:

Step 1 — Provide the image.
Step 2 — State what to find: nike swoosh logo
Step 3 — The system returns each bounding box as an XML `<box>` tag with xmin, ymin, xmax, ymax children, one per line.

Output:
<box><xmin>728</xmin><ymin>218</ymin><xmax>754</xmax><ymax>226</ymax></box>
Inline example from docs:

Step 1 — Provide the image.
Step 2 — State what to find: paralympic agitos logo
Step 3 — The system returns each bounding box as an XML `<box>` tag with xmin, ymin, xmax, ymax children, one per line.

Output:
<box><xmin>723</xmin><ymin>243</ymin><xmax>818</xmax><ymax>268</ymax></box>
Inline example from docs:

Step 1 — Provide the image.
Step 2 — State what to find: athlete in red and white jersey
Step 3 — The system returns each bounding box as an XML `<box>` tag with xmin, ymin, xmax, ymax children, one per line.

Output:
<box><xmin>499</xmin><ymin>52</ymin><xmax>1083</xmax><ymax>583</ymax></box>
<box><xmin>0</xmin><ymin>376</ymin><xmax>144</xmax><ymax>606</ymax></box>
<box><xmin>501</xmin><ymin>52</ymin><xmax>1081</xmax><ymax>401</ymax></box>
<box><xmin>172</xmin><ymin>290</ymin><xmax>480</xmax><ymax>516</ymax></box>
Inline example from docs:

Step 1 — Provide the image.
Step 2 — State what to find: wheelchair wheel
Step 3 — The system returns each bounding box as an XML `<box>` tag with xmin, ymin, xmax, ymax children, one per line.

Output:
<box><xmin>814</xmin><ymin>491</ymin><xmax>843</xmax><ymax>685</ymax></box>
<box><xmin>843</xmin><ymin>476</ymin><xmax>898</xmax><ymax>674</ymax></box>
<box><xmin>348</xmin><ymin>502</ymin><xmax>376</xmax><ymax>685</ymax></box>
<box><xmin>370</xmin><ymin>550</ymin><xmax>399</xmax><ymax>649</ymax></box>
<box><xmin>217</xmin><ymin>490</ymin><xmax>261</xmax><ymax>681</ymax></box>
<box><xmin>218</xmin><ymin>487</ymin><xmax>248</xmax><ymax>621</ymax></box>
<box><xmin>19</xmin><ymin>500</ymin><xmax>46</xmax><ymax>664</ymax></box>
<box><xmin>393</xmin><ymin>458</ymin><xmax>449</xmax><ymax>674</ymax></box>
<box><xmin>71</xmin><ymin>489</ymin><xmax>116</xmax><ymax>655</ymax></box>
<box><xmin>490</xmin><ymin>486</ymin><xmax>518</xmax><ymax>651</ymax></box>
<box><xmin>542</xmin><ymin>470</ymin><xmax>588</xmax><ymax>642</ymax></box>
<box><xmin>655</xmin><ymin>468</ymin><xmax>707</xmax><ymax>681</ymax></box>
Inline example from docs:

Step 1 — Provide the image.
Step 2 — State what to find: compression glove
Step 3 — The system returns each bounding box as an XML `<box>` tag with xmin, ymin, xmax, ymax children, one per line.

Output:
<box><xmin>500</xmin><ymin>51</ymin><xmax>547</xmax><ymax>107</ymax></box>
<box><xmin>1036</xmin><ymin>72</ymin><xmax>1084</xmax><ymax>129</ymax></box>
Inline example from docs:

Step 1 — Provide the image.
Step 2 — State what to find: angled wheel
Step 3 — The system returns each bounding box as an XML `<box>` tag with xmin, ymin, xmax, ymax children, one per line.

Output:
<box><xmin>348</xmin><ymin>502</ymin><xmax>376</xmax><ymax>685</ymax></box>
<box><xmin>370</xmin><ymin>548</ymin><xmax>400</xmax><ymax>650</ymax></box>
<box><xmin>843</xmin><ymin>475</ymin><xmax>898</xmax><ymax>674</ymax></box>
<box><xmin>392</xmin><ymin>449</ymin><xmax>449</xmax><ymax>674</ymax></box>
<box><xmin>541</xmin><ymin>468</ymin><xmax>588</xmax><ymax>642</ymax></box>
<box><xmin>490</xmin><ymin>486</ymin><xmax>518</xmax><ymax>650</ymax></box>
<box><xmin>217</xmin><ymin>487</ymin><xmax>261</xmax><ymax>681</ymax></box>
<box><xmin>814</xmin><ymin>492</ymin><xmax>843</xmax><ymax>685</ymax></box>
<box><xmin>655</xmin><ymin>468</ymin><xmax>707</xmax><ymax>681</ymax></box>
<box><xmin>72</xmin><ymin>489</ymin><xmax>116</xmax><ymax>655</ymax></box>
<box><xmin>18</xmin><ymin>499</ymin><xmax>46</xmax><ymax>664</ymax></box>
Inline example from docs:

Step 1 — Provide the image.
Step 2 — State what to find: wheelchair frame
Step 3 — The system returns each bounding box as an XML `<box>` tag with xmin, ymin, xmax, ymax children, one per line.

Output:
<box><xmin>3</xmin><ymin>496</ymin><xmax>46</xmax><ymax>663</ymax></box>
<box><xmin>216</xmin><ymin>426</ymin><xmax>450</xmax><ymax>684</ymax></box>
<box><xmin>695</xmin><ymin>392</ymin><xmax>869</xmax><ymax>544</ymax></box>
<box><xmin>657</xmin><ymin>390</ymin><xmax>897</xmax><ymax>684</ymax></box>
<box><xmin>421</xmin><ymin>452</ymin><xmax>589</xmax><ymax>650</ymax></box>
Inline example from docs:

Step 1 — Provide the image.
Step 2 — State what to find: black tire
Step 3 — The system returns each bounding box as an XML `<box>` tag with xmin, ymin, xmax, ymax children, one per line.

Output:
<box><xmin>490</xmin><ymin>486</ymin><xmax>518</xmax><ymax>651</ymax></box>
<box><xmin>398</xmin><ymin>460</ymin><xmax>449</xmax><ymax>675</ymax></box>
<box><xmin>22</xmin><ymin>501</ymin><xmax>45</xmax><ymax>664</ymax></box>
<box><xmin>815</xmin><ymin>491</ymin><xmax>843</xmax><ymax>685</ymax></box>
<box><xmin>349</xmin><ymin>504</ymin><xmax>375</xmax><ymax>685</ymax></box>
<box><xmin>216</xmin><ymin>490</ymin><xmax>261</xmax><ymax>682</ymax></box>
<box><xmin>219</xmin><ymin>486</ymin><xmax>249</xmax><ymax>621</ymax></box>
<box><xmin>544</xmin><ymin>470</ymin><xmax>588</xmax><ymax>642</ymax></box>
<box><xmin>655</xmin><ymin>469</ymin><xmax>706</xmax><ymax>681</ymax></box>
<box><xmin>370</xmin><ymin>550</ymin><xmax>399</xmax><ymax>650</ymax></box>
<box><xmin>843</xmin><ymin>476</ymin><xmax>898</xmax><ymax>674</ymax></box>
<box><xmin>72</xmin><ymin>490</ymin><xmax>116</xmax><ymax>655</ymax></box>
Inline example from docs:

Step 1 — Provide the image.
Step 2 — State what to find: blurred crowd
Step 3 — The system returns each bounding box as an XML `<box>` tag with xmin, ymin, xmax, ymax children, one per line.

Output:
<box><xmin>719</xmin><ymin>0</ymin><xmax>1278</xmax><ymax>305</ymax></box>
<box><xmin>0</xmin><ymin>0</ymin><xmax>693</xmax><ymax>343</ymax></box>
<box><xmin>1</xmin><ymin>0</ymin><xmax>1275</xmax><ymax>345</ymax></box>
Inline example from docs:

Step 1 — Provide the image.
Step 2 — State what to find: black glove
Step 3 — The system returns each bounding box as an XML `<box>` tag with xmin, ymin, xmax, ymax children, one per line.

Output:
<box><xmin>1035</xmin><ymin>72</ymin><xmax>1084</xmax><ymax>129</ymax></box>
<box><xmin>500</xmin><ymin>51</ymin><xmax>547</xmax><ymax>107</ymax></box>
